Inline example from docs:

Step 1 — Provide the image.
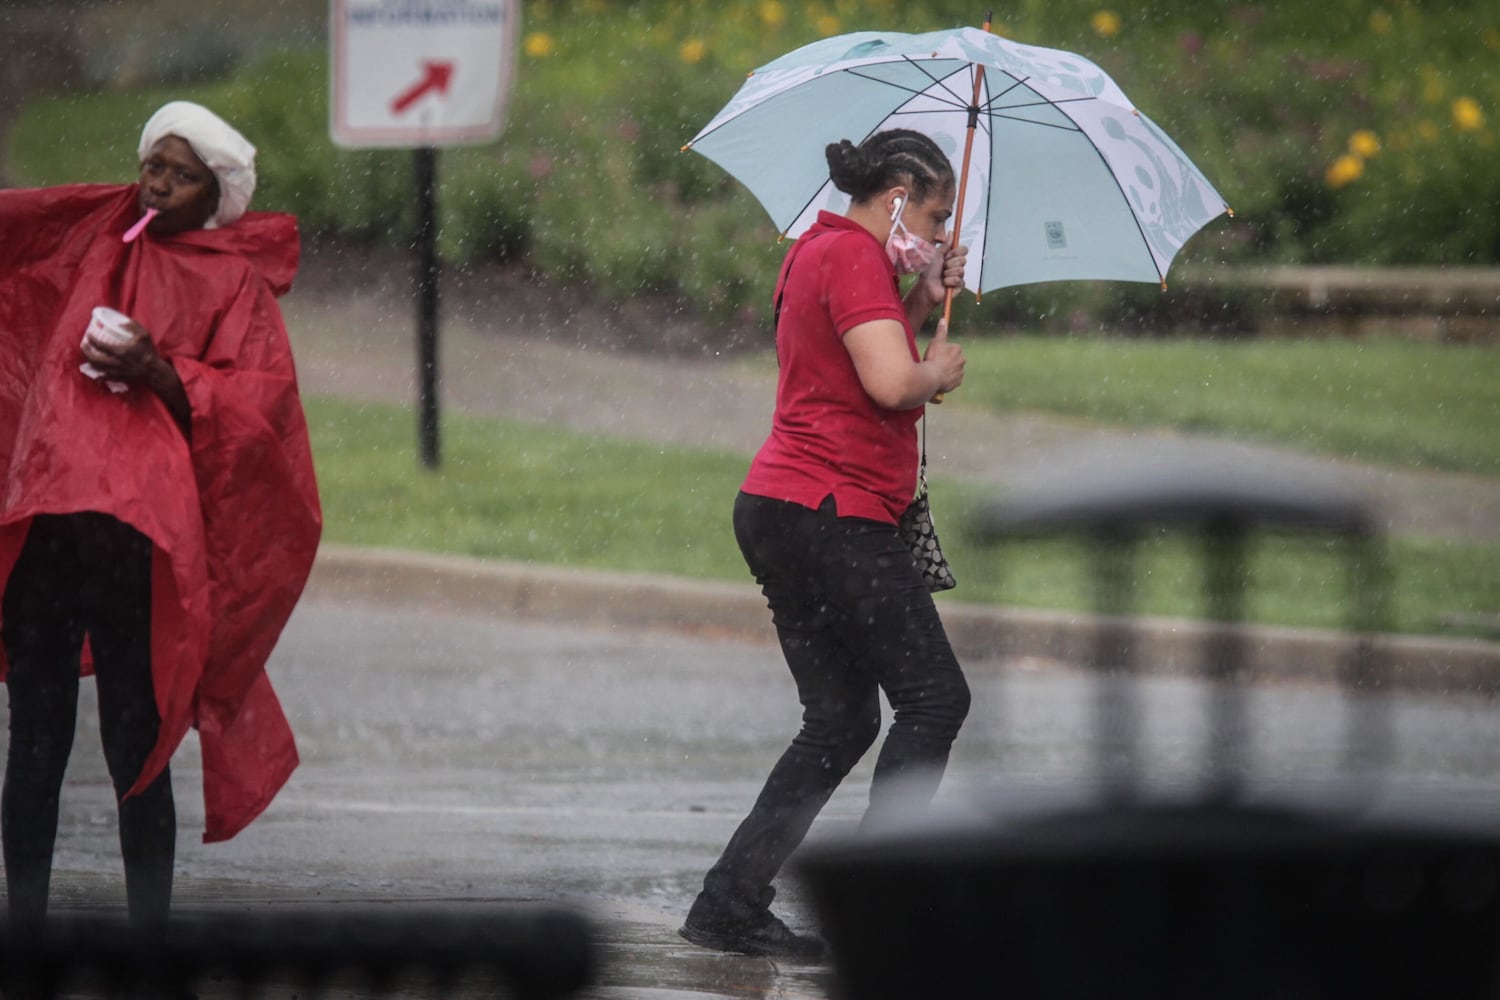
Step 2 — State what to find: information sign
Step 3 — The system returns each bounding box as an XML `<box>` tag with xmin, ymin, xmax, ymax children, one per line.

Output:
<box><xmin>330</xmin><ymin>0</ymin><xmax>519</xmax><ymax>148</ymax></box>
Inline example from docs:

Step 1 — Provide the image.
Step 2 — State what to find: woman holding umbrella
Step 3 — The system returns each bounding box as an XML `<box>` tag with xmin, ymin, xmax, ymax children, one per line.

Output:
<box><xmin>681</xmin><ymin>129</ymin><xmax>970</xmax><ymax>957</ymax></box>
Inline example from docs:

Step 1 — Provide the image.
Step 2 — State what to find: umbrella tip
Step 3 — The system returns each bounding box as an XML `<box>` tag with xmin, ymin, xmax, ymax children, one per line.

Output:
<box><xmin>680</xmin><ymin>141</ymin><xmax>693</xmax><ymax>152</ymax></box>
<box><xmin>1225</xmin><ymin>204</ymin><xmax>1236</xmax><ymax>218</ymax></box>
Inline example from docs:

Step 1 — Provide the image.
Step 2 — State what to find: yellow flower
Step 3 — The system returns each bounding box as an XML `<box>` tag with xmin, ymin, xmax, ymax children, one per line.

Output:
<box><xmin>1417</xmin><ymin>120</ymin><xmax>1440</xmax><ymax>142</ymax></box>
<box><xmin>523</xmin><ymin>32</ymin><xmax>555</xmax><ymax>58</ymax></box>
<box><xmin>1368</xmin><ymin>9</ymin><xmax>1392</xmax><ymax>34</ymax></box>
<box><xmin>680</xmin><ymin>38</ymin><xmax>708</xmax><ymax>64</ymax></box>
<box><xmin>1452</xmin><ymin>96</ymin><xmax>1485</xmax><ymax>132</ymax></box>
<box><xmin>759</xmin><ymin>0</ymin><xmax>786</xmax><ymax>28</ymax></box>
<box><xmin>1091</xmin><ymin>10</ymin><xmax>1122</xmax><ymax>38</ymax></box>
<box><xmin>1325</xmin><ymin>154</ymin><xmax>1364</xmax><ymax>189</ymax></box>
<box><xmin>816</xmin><ymin>14</ymin><xmax>841</xmax><ymax>36</ymax></box>
<box><xmin>1348</xmin><ymin>130</ymin><xmax>1381</xmax><ymax>158</ymax></box>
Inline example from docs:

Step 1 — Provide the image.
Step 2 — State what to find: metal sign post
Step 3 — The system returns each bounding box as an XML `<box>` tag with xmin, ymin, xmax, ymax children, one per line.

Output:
<box><xmin>329</xmin><ymin>0</ymin><xmax>520</xmax><ymax>468</ymax></box>
<box><xmin>414</xmin><ymin>146</ymin><xmax>440</xmax><ymax>467</ymax></box>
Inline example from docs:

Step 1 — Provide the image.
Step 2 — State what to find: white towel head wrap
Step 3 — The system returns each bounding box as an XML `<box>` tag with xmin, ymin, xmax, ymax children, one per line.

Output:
<box><xmin>137</xmin><ymin>101</ymin><xmax>257</xmax><ymax>229</ymax></box>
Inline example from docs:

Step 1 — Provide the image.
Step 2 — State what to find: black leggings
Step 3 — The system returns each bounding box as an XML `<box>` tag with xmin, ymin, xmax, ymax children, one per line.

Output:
<box><xmin>702</xmin><ymin>492</ymin><xmax>971</xmax><ymax>903</ymax></box>
<box><xmin>2</xmin><ymin>513</ymin><xmax>174</xmax><ymax>932</ymax></box>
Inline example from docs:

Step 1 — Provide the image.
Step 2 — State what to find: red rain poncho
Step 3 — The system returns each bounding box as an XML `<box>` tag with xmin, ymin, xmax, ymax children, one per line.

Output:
<box><xmin>0</xmin><ymin>183</ymin><xmax>321</xmax><ymax>843</ymax></box>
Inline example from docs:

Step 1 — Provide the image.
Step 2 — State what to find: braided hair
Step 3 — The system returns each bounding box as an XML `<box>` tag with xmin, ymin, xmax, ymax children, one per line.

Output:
<box><xmin>825</xmin><ymin>129</ymin><xmax>955</xmax><ymax>205</ymax></box>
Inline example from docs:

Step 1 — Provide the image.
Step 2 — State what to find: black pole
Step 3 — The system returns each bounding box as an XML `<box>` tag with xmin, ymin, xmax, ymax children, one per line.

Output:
<box><xmin>414</xmin><ymin>146</ymin><xmax>440</xmax><ymax>469</ymax></box>
<box><xmin>1091</xmin><ymin>525</ymin><xmax>1139</xmax><ymax>804</ymax></box>
<box><xmin>1203</xmin><ymin>520</ymin><xmax>1249</xmax><ymax>801</ymax></box>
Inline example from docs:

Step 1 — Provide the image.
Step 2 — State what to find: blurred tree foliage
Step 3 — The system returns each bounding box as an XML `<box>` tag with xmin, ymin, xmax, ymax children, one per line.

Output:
<box><xmin>7</xmin><ymin>0</ymin><xmax>1498</xmax><ymax>328</ymax></box>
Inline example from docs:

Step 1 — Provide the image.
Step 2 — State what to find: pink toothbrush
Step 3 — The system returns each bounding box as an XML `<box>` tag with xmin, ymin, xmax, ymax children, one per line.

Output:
<box><xmin>122</xmin><ymin>208</ymin><xmax>158</xmax><ymax>243</ymax></box>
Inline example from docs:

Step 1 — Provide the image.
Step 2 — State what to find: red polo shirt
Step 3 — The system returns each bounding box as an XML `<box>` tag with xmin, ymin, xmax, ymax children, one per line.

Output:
<box><xmin>742</xmin><ymin>211</ymin><xmax>921</xmax><ymax>524</ymax></box>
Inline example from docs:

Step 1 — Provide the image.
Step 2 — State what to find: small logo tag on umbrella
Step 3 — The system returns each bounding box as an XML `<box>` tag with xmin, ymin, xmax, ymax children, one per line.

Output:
<box><xmin>1045</xmin><ymin>220</ymin><xmax>1068</xmax><ymax>250</ymax></box>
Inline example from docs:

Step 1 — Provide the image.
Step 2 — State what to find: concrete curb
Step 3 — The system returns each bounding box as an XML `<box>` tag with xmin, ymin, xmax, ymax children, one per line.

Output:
<box><xmin>306</xmin><ymin>544</ymin><xmax>1500</xmax><ymax>698</ymax></box>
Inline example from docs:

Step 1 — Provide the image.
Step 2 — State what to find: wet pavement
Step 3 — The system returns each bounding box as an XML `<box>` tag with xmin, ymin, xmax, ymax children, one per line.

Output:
<box><xmin>24</xmin><ymin>594</ymin><xmax>1500</xmax><ymax>998</ymax></box>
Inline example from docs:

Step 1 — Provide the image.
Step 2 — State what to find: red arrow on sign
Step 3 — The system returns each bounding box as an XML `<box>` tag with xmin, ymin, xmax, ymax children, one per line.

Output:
<box><xmin>390</xmin><ymin>60</ymin><xmax>456</xmax><ymax>115</ymax></box>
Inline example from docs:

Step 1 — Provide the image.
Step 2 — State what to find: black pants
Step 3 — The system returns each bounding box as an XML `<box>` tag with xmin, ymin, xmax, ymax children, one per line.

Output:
<box><xmin>2</xmin><ymin>513</ymin><xmax>174</xmax><ymax>932</ymax></box>
<box><xmin>700</xmin><ymin>493</ymin><xmax>971</xmax><ymax>906</ymax></box>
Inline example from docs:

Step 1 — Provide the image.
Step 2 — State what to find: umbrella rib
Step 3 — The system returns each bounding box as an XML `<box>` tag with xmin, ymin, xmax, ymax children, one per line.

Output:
<box><xmin>842</xmin><ymin>62</ymin><xmax>971</xmax><ymax>110</ymax></box>
<box><xmin>978</xmin><ymin>77</ymin><xmax>1091</xmax><ymax>132</ymax></box>
<box><xmin>687</xmin><ymin>58</ymin><xmax>973</xmax><ymax>148</ymax></box>
<box><xmin>984</xmin><ymin>74</ymin><xmax>1032</xmax><ymax>106</ymax></box>
<box><xmin>776</xmin><ymin>109</ymin><xmax>896</xmax><ymax>236</ymax></box>
<box><xmin>880</xmin><ymin>107</ymin><xmax>1080</xmax><ymax>138</ymax></box>
<box><xmin>896</xmin><ymin>56</ymin><xmax>976</xmax><ymax>109</ymax></box>
<box><xmin>985</xmin><ymin>112</ymin><xmax>1082</xmax><ymax>133</ymax></box>
<box><xmin>981</xmin><ymin>73</ymin><xmax>1103</xmax><ymax>110</ymax></box>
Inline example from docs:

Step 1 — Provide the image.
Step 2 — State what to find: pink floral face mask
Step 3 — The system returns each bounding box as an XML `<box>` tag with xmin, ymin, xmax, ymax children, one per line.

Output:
<box><xmin>885</xmin><ymin>196</ymin><xmax>939</xmax><ymax>274</ymax></box>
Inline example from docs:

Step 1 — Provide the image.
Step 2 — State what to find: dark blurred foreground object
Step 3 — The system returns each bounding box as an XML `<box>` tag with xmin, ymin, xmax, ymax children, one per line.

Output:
<box><xmin>799</xmin><ymin>441</ymin><xmax>1500</xmax><ymax>999</ymax></box>
<box><xmin>0</xmin><ymin>904</ymin><xmax>595</xmax><ymax>999</ymax></box>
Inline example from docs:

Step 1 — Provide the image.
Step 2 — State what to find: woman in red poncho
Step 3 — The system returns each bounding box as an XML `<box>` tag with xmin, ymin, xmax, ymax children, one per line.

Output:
<box><xmin>0</xmin><ymin>100</ymin><xmax>321</xmax><ymax>934</ymax></box>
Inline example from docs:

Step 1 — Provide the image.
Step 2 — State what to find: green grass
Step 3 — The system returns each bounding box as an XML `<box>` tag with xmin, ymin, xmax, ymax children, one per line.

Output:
<box><xmin>943</xmin><ymin>494</ymin><xmax>1499</xmax><ymax>637</ymax></box>
<box><xmin>308</xmin><ymin>397</ymin><xmax>1500</xmax><ymax>638</ymax></box>
<box><xmin>310</xmin><ymin>398</ymin><xmax>749</xmax><ymax>578</ymax></box>
<box><xmin>955</xmin><ymin>334</ymin><xmax>1500</xmax><ymax>475</ymax></box>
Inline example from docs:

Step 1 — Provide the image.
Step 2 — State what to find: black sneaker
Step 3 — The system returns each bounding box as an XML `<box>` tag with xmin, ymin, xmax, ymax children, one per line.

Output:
<box><xmin>679</xmin><ymin>891</ymin><xmax>825</xmax><ymax>959</ymax></box>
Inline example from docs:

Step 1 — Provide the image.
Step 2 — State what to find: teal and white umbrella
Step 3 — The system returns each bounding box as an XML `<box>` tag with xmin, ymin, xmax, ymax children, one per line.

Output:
<box><xmin>685</xmin><ymin>24</ymin><xmax>1231</xmax><ymax>297</ymax></box>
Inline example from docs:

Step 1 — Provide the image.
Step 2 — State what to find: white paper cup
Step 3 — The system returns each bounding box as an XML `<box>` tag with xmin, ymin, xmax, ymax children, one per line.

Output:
<box><xmin>85</xmin><ymin>306</ymin><xmax>135</xmax><ymax>348</ymax></box>
<box><xmin>80</xmin><ymin>306</ymin><xmax>132</xmax><ymax>393</ymax></box>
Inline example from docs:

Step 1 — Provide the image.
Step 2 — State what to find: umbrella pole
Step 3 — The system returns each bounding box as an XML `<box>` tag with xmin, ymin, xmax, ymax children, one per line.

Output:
<box><xmin>934</xmin><ymin>14</ymin><xmax>992</xmax><ymax>402</ymax></box>
<box><xmin>942</xmin><ymin>12</ymin><xmax>992</xmax><ymax>328</ymax></box>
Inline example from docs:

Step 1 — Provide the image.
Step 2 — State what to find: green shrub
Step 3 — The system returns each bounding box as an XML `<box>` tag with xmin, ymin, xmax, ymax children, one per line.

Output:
<box><xmin>9</xmin><ymin>0</ymin><xmax>1499</xmax><ymax>325</ymax></box>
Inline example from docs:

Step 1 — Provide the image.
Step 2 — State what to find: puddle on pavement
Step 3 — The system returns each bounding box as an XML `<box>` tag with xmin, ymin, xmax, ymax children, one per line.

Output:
<box><xmin>590</xmin><ymin>917</ymin><xmax>833</xmax><ymax>1000</ymax></box>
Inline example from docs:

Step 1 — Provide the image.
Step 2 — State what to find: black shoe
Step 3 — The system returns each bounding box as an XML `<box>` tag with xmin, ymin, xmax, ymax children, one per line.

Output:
<box><xmin>679</xmin><ymin>890</ymin><xmax>825</xmax><ymax>959</ymax></box>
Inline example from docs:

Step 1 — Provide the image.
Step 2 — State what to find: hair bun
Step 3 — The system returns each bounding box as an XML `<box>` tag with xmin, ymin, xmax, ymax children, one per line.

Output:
<box><xmin>824</xmin><ymin>129</ymin><xmax>954</xmax><ymax>204</ymax></box>
<box><xmin>825</xmin><ymin>139</ymin><xmax>871</xmax><ymax>196</ymax></box>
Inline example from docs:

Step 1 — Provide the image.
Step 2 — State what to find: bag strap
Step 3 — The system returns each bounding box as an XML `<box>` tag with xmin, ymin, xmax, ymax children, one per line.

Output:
<box><xmin>916</xmin><ymin>415</ymin><xmax>929</xmax><ymax>497</ymax></box>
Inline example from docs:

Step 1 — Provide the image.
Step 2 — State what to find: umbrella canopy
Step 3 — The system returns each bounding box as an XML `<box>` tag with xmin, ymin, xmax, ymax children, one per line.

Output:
<box><xmin>685</xmin><ymin>26</ymin><xmax>1230</xmax><ymax>295</ymax></box>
